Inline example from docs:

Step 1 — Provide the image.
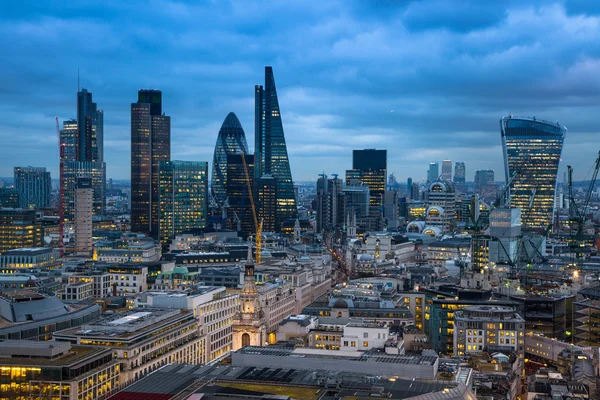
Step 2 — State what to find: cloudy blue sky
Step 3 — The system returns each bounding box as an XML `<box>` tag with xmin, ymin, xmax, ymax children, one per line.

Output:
<box><xmin>1</xmin><ymin>0</ymin><xmax>600</xmax><ymax>183</ymax></box>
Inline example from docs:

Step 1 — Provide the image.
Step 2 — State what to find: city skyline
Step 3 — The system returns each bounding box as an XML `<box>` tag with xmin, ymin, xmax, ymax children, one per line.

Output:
<box><xmin>1</xmin><ymin>1</ymin><xmax>600</xmax><ymax>182</ymax></box>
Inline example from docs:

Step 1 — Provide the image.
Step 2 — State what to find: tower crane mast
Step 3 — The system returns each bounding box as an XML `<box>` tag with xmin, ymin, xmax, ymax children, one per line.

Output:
<box><xmin>240</xmin><ymin>152</ymin><xmax>262</xmax><ymax>264</ymax></box>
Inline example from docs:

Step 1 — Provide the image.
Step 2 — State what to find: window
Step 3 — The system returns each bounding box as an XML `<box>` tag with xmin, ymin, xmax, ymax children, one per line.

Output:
<box><xmin>343</xmin><ymin>341</ymin><xmax>348</xmax><ymax>346</ymax></box>
<box><xmin>351</xmin><ymin>341</ymin><xmax>356</xmax><ymax>347</ymax></box>
<box><xmin>363</xmin><ymin>332</ymin><xmax>368</xmax><ymax>338</ymax></box>
<box><xmin>363</xmin><ymin>341</ymin><xmax>369</xmax><ymax>348</ymax></box>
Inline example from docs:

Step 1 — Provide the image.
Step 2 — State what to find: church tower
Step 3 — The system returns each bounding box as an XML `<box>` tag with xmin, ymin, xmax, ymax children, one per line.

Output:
<box><xmin>232</xmin><ymin>241</ymin><xmax>267</xmax><ymax>350</ymax></box>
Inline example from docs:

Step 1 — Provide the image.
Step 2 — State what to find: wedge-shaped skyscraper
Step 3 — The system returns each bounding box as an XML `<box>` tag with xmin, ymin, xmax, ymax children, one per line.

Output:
<box><xmin>211</xmin><ymin>112</ymin><xmax>249</xmax><ymax>207</ymax></box>
<box><xmin>255</xmin><ymin>67</ymin><xmax>297</xmax><ymax>231</ymax></box>
<box><xmin>501</xmin><ymin>116</ymin><xmax>566</xmax><ymax>230</ymax></box>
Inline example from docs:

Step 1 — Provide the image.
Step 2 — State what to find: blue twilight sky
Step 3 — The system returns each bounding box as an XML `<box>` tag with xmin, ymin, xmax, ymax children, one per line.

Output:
<box><xmin>1</xmin><ymin>0</ymin><xmax>600</xmax><ymax>183</ymax></box>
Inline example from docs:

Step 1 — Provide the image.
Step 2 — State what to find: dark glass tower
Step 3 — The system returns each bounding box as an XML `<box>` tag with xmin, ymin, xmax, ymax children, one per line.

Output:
<box><xmin>255</xmin><ymin>67</ymin><xmax>297</xmax><ymax>231</ymax></box>
<box><xmin>61</xmin><ymin>89</ymin><xmax>106</xmax><ymax>221</ymax></box>
<box><xmin>14</xmin><ymin>166</ymin><xmax>51</xmax><ymax>209</ymax></box>
<box><xmin>226</xmin><ymin>153</ymin><xmax>256</xmax><ymax>237</ymax></box>
<box><xmin>501</xmin><ymin>116</ymin><xmax>566</xmax><ymax>230</ymax></box>
<box><xmin>131</xmin><ymin>89</ymin><xmax>171</xmax><ymax>238</ymax></box>
<box><xmin>211</xmin><ymin>112</ymin><xmax>249</xmax><ymax>207</ymax></box>
<box><xmin>346</xmin><ymin>149</ymin><xmax>387</xmax><ymax>213</ymax></box>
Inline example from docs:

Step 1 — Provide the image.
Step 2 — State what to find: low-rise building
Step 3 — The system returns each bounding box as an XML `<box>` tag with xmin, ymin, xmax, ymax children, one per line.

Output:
<box><xmin>0</xmin><ymin>247</ymin><xmax>62</xmax><ymax>271</ymax></box>
<box><xmin>68</xmin><ymin>272</ymin><xmax>111</xmax><ymax>299</ymax></box>
<box><xmin>102</xmin><ymin>264</ymin><xmax>148</xmax><ymax>296</ymax></box>
<box><xmin>340</xmin><ymin>321</ymin><xmax>391</xmax><ymax>352</ymax></box>
<box><xmin>276</xmin><ymin>314</ymin><xmax>318</xmax><ymax>342</ymax></box>
<box><xmin>453</xmin><ymin>305</ymin><xmax>525</xmax><ymax>358</ymax></box>
<box><xmin>93</xmin><ymin>236</ymin><xmax>161</xmax><ymax>263</ymax></box>
<box><xmin>0</xmin><ymin>340</ymin><xmax>120</xmax><ymax>400</ymax></box>
<box><xmin>54</xmin><ymin>308</ymin><xmax>205</xmax><ymax>385</ymax></box>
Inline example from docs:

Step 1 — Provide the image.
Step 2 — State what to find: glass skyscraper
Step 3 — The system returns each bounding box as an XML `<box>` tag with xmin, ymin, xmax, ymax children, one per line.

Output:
<box><xmin>14</xmin><ymin>166</ymin><xmax>51</xmax><ymax>209</ymax></box>
<box><xmin>454</xmin><ymin>162</ymin><xmax>466</xmax><ymax>184</ymax></box>
<box><xmin>60</xmin><ymin>89</ymin><xmax>106</xmax><ymax>221</ymax></box>
<box><xmin>346</xmin><ymin>149</ymin><xmax>387</xmax><ymax>215</ymax></box>
<box><xmin>501</xmin><ymin>116</ymin><xmax>566</xmax><ymax>230</ymax></box>
<box><xmin>441</xmin><ymin>159</ymin><xmax>452</xmax><ymax>181</ymax></box>
<box><xmin>255</xmin><ymin>66</ymin><xmax>297</xmax><ymax>231</ymax></box>
<box><xmin>211</xmin><ymin>112</ymin><xmax>249</xmax><ymax>207</ymax></box>
<box><xmin>131</xmin><ymin>89</ymin><xmax>171</xmax><ymax>238</ymax></box>
<box><xmin>159</xmin><ymin>161</ymin><xmax>208</xmax><ymax>245</ymax></box>
<box><xmin>428</xmin><ymin>162</ymin><xmax>439</xmax><ymax>183</ymax></box>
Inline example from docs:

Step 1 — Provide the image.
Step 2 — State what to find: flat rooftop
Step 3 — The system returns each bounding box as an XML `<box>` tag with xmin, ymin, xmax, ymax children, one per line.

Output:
<box><xmin>0</xmin><ymin>341</ymin><xmax>111</xmax><ymax>367</ymax></box>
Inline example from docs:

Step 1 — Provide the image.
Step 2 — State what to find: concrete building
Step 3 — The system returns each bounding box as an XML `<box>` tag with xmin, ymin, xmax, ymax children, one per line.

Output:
<box><xmin>54</xmin><ymin>308</ymin><xmax>204</xmax><ymax>384</ymax></box>
<box><xmin>93</xmin><ymin>236</ymin><xmax>161</xmax><ymax>263</ymax></box>
<box><xmin>0</xmin><ymin>340</ymin><xmax>119</xmax><ymax>400</ymax></box>
<box><xmin>525</xmin><ymin>333</ymin><xmax>595</xmax><ymax>366</ymax></box>
<box><xmin>102</xmin><ymin>264</ymin><xmax>148</xmax><ymax>296</ymax></box>
<box><xmin>276</xmin><ymin>314</ymin><xmax>318</xmax><ymax>342</ymax></box>
<box><xmin>232</xmin><ymin>345</ymin><xmax>439</xmax><ymax>379</ymax></box>
<box><xmin>425</xmin><ymin>237</ymin><xmax>471</xmax><ymax>267</ymax></box>
<box><xmin>75</xmin><ymin>177</ymin><xmax>93</xmax><ymax>256</ymax></box>
<box><xmin>441</xmin><ymin>159</ymin><xmax>452</xmax><ymax>181</ymax></box>
<box><xmin>67</xmin><ymin>271</ymin><xmax>111</xmax><ymax>299</ymax></box>
<box><xmin>0</xmin><ymin>247</ymin><xmax>62</xmax><ymax>271</ymax></box>
<box><xmin>453</xmin><ymin>305</ymin><xmax>525</xmax><ymax>357</ymax></box>
<box><xmin>425</xmin><ymin>180</ymin><xmax>456</xmax><ymax>233</ymax></box>
<box><xmin>60</xmin><ymin>281</ymin><xmax>94</xmax><ymax>301</ymax></box>
<box><xmin>340</xmin><ymin>321</ymin><xmax>391</xmax><ymax>352</ymax></box>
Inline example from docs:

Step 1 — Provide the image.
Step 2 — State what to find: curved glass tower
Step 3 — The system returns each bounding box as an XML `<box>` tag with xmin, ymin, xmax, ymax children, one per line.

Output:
<box><xmin>501</xmin><ymin>116</ymin><xmax>566</xmax><ymax>230</ymax></box>
<box><xmin>211</xmin><ymin>112</ymin><xmax>249</xmax><ymax>207</ymax></box>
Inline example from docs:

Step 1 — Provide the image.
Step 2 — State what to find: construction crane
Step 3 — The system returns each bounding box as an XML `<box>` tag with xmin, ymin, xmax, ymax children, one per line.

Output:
<box><xmin>568</xmin><ymin>151</ymin><xmax>600</xmax><ymax>260</ymax></box>
<box><xmin>240</xmin><ymin>152</ymin><xmax>262</xmax><ymax>264</ymax></box>
<box><xmin>55</xmin><ymin>117</ymin><xmax>65</xmax><ymax>257</ymax></box>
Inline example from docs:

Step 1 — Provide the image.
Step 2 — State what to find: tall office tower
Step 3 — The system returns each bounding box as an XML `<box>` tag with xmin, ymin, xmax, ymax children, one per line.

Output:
<box><xmin>159</xmin><ymin>161</ymin><xmax>208</xmax><ymax>245</ymax></box>
<box><xmin>13</xmin><ymin>166</ymin><xmax>51</xmax><ymax>209</ymax></box>
<box><xmin>342</xmin><ymin>184</ymin><xmax>370</xmax><ymax>220</ymax></box>
<box><xmin>384</xmin><ymin>190</ymin><xmax>399</xmax><ymax>228</ymax></box>
<box><xmin>426</xmin><ymin>180</ymin><xmax>457</xmax><ymax>233</ymax></box>
<box><xmin>501</xmin><ymin>116</ymin><xmax>566</xmax><ymax>230</ymax></box>
<box><xmin>454</xmin><ymin>162</ymin><xmax>466</xmax><ymax>184</ymax></box>
<box><xmin>226</xmin><ymin>153</ymin><xmax>255</xmax><ymax>237</ymax></box>
<box><xmin>131</xmin><ymin>89</ymin><xmax>171</xmax><ymax>238</ymax></box>
<box><xmin>411</xmin><ymin>183</ymin><xmax>420</xmax><ymax>201</ymax></box>
<box><xmin>441</xmin><ymin>159</ymin><xmax>452</xmax><ymax>181</ymax></box>
<box><xmin>346</xmin><ymin>149</ymin><xmax>387</xmax><ymax>214</ymax></box>
<box><xmin>315</xmin><ymin>174</ymin><xmax>343</xmax><ymax>233</ymax></box>
<box><xmin>254</xmin><ymin>66</ymin><xmax>297</xmax><ymax>231</ymax></box>
<box><xmin>407</xmin><ymin>177</ymin><xmax>413</xmax><ymax>199</ymax></box>
<box><xmin>257</xmin><ymin>174</ymin><xmax>277</xmax><ymax>232</ymax></box>
<box><xmin>427</xmin><ymin>162</ymin><xmax>439</xmax><ymax>183</ymax></box>
<box><xmin>0</xmin><ymin>209</ymin><xmax>43</xmax><ymax>252</ymax></box>
<box><xmin>474</xmin><ymin>170</ymin><xmax>495</xmax><ymax>191</ymax></box>
<box><xmin>0</xmin><ymin>188</ymin><xmax>19</xmax><ymax>208</ymax></box>
<box><xmin>211</xmin><ymin>112</ymin><xmax>249</xmax><ymax>207</ymax></box>
<box><xmin>74</xmin><ymin>177</ymin><xmax>93</xmax><ymax>256</ymax></box>
<box><xmin>60</xmin><ymin>88</ymin><xmax>106</xmax><ymax>221</ymax></box>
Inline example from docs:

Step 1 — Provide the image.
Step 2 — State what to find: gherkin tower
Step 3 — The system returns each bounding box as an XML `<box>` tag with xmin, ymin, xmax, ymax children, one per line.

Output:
<box><xmin>211</xmin><ymin>112</ymin><xmax>249</xmax><ymax>207</ymax></box>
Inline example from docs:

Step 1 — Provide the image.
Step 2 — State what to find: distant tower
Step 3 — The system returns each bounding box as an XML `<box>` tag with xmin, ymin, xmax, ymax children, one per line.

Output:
<box><xmin>74</xmin><ymin>177</ymin><xmax>93</xmax><ymax>256</ymax></box>
<box><xmin>441</xmin><ymin>159</ymin><xmax>452</xmax><ymax>181</ymax></box>
<box><xmin>232</xmin><ymin>241</ymin><xmax>267</xmax><ymax>350</ymax></box>
<box><xmin>293</xmin><ymin>218</ymin><xmax>301</xmax><ymax>244</ymax></box>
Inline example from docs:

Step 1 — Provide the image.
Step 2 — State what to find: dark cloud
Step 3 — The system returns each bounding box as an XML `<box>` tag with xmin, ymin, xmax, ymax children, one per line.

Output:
<box><xmin>0</xmin><ymin>0</ymin><xmax>599</xmax><ymax>182</ymax></box>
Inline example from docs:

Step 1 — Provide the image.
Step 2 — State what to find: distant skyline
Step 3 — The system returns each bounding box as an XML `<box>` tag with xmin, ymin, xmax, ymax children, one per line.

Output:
<box><xmin>1</xmin><ymin>1</ymin><xmax>600</xmax><ymax>182</ymax></box>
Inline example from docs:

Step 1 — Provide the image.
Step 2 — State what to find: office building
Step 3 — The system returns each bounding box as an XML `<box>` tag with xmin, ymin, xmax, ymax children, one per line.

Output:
<box><xmin>501</xmin><ymin>116</ymin><xmax>566</xmax><ymax>230</ymax></box>
<box><xmin>226</xmin><ymin>153</ymin><xmax>255</xmax><ymax>237</ymax></box>
<box><xmin>406</xmin><ymin>177</ymin><xmax>413</xmax><ymax>198</ymax></box>
<box><xmin>346</xmin><ymin>149</ymin><xmax>387</xmax><ymax>214</ymax></box>
<box><xmin>341</xmin><ymin>183</ymin><xmax>370</xmax><ymax>220</ymax></box>
<box><xmin>211</xmin><ymin>112</ymin><xmax>249</xmax><ymax>208</ymax></box>
<box><xmin>159</xmin><ymin>160</ymin><xmax>208</xmax><ymax>244</ymax></box>
<box><xmin>0</xmin><ymin>208</ymin><xmax>43</xmax><ymax>252</ymax></box>
<box><xmin>441</xmin><ymin>159</ymin><xmax>452</xmax><ymax>181</ymax></box>
<box><xmin>454</xmin><ymin>162</ymin><xmax>466</xmax><ymax>184</ymax></box>
<box><xmin>425</xmin><ymin>180</ymin><xmax>457</xmax><ymax>233</ymax></box>
<box><xmin>60</xmin><ymin>89</ymin><xmax>106</xmax><ymax>222</ymax></box>
<box><xmin>488</xmin><ymin>207</ymin><xmax>521</xmax><ymax>264</ymax></box>
<box><xmin>427</xmin><ymin>162</ymin><xmax>439</xmax><ymax>183</ymax></box>
<box><xmin>315</xmin><ymin>173</ymin><xmax>343</xmax><ymax>233</ymax></box>
<box><xmin>254</xmin><ymin>66</ymin><xmax>297</xmax><ymax>230</ymax></box>
<box><xmin>0</xmin><ymin>247</ymin><xmax>62</xmax><ymax>271</ymax></box>
<box><xmin>131</xmin><ymin>89</ymin><xmax>171</xmax><ymax>238</ymax></box>
<box><xmin>0</xmin><ymin>340</ymin><xmax>119</xmax><ymax>400</ymax></box>
<box><xmin>13</xmin><ymin>166</ymin><xmax>51</xmax><ymax>209</ymax></box>
<box><xmin>0</xmin><ymin>188</ymin><xmax>19</xmax><ymax>208</ymax></box>
<box><xmin>94</xmin><ymin>236</ymin><xmax>161</xmax><ymax>264</ymax></box>
<box><xmin>453</xmin><ymin>305</ymin><xmax>525</xmax><ymax>357</ymax></box>
<box><xmin>54</xmin><ymin>308</ymin><xmax>204</xmax><ymax>384</ymax></box>
<box><xmin>474</xmin><ymin>170</ymin><xmax>494</xmax><ymax>191</ymax></box>
<box><xmin>256</xmin><ymin>174</ymin><xmax>277</xmax><ymax>232</ymax></box>
<box><xmin>74</xmin><ymin>177</ymin><xmax>93</xmax><ymax>256</ymax></box>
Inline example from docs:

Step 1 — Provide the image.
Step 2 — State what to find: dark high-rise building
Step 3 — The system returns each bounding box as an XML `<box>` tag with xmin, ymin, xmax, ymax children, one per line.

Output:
<box><xmin>131</xmin><ymin>89</ymin><xmax>171</xmax><ymax>238</ymax></box>
<box><xmin>211</xmin><ymin>113</ymin><xmax>249</xmax><ymax>207</ymax></box>
<box><xmin>346</xmin><ymin>149</ymin><xmax>387</xmax><ymax>214</ymax></box>
<box><xmin>257</xmin><ymin>175</ymin><xmax>277</xmax><ymax>233</ymax></box>
<box><xmin>13</xmin><ymin>167</ymin><xmax>51</xmax><ymax>209</ymax></box>
<box><xmin>60</xmin><ymin>88</ymin><xmax>106</xmax><ymax>222</ymax></box>
<box><xmin>407</xmin><ymin>178</ymin><xmax>413</xmax><ymax>199</ymax></box>
<box><xmin>316</xmin><ymin>174</ymin><xmax>343</xmax><ymax>233</ymax></box>
<box><xmin>254</xmin><ymin>66</ymin><xmax>297</xmax><ymax>231</ymax></box>
<box><xmin>226</xmin><ymin>153</ymin><xmax>255</xmax><ymax>237</ymax></box>
<box><xmin>454</xmin><ymin>162</ymin><xmax>466</xmax><ymax>184</ymax></box>
<box><xmin>159</xmin><ymin>161</ymin><xmax>208</xmax><ymax>245</ymax></box>
<box><xmin>501</xmin><ymin>116</ymin><xmax>566</xmax><ymax>230</ymax></box>
<box><xmin>0</xmin><ymin>208</ymin><xmax>43</xmax><ymax>252</ymax></box>
<box><xmin>474</xmin><ymin>170</ymin><xmax>495</xmax><ymax>191</ymax></box>
<box><xmin>0</xmin><ymin>188</ymin><xmax>19</xmax><ymax>208</ymax></box>
<box><xmin>427</xmin><ymin>162</ymin><xmax>439</xmax><ymax>183</ymax></box>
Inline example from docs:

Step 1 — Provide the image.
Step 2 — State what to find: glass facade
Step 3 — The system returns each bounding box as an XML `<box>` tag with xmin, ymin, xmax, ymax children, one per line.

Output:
<box><xmin>159</xmin><ymin>161</ymin><xmax>208</xmax><ymax>245</ymax></box>
<box><xmin>131</xmin><ymin>90</ymin><xmax>171</xmax><ymax>238</ymax></box>
<box><xmin>0</xmin><ymin>209</ymin><xmax>43</xmax><ymax>252</ymax></box>
<box><xmin>211</xmin><ymin>112</ymin><xmax>249</xmax><ymax>207</ymax></box>
<box><xmin>226</xmin><ymin>153</ymin><xmax>255</xmax><ymax>237</ymax></box>
<box><xmin>428</xmin><ymin>162</ymin><xmax>439</xmax><ymax>183</ymax></box>
<box><xmin>13</xmin><ymin>166</ymin><xmax>51</xmax><ymax>209</ymax></box>
<box><xmin>454</xmin><ymin>162</ymin><xmax>465</xmax><ymax>184</ymax></box>
<box><xmin>347</xmin><ymin>149</ymin><xmax>387</xmax><ymax>214</ymax></box>
<box><xmin>501</xmin><ymin>116</ymin><xmax>566</xmax><ymax>230</ymax></box>
<box><xmin>255</xmin><ymin>67</ymin><xmax>297</xmax><ymax>231</ymax></box>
